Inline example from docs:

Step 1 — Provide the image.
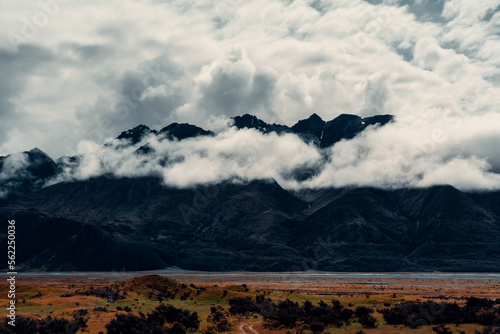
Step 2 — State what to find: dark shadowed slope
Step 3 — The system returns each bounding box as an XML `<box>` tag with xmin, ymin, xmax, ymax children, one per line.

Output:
<box><xmin>158</xmin><ymin>123</ymin><xmax>215</xmax><ymax>141</ymax></box>
<box><xmin>232</xmin><ymin>113</ymin><xmax>394</xmax><ymax>148</ymax></box>
<box><xmin>1</xmin><ymin>178</ymin><xmax>499</xmax><ymax>272</ymax></box>
<box><xmin>116</xmin><ymin>125</ymin><xmax>158</xmax><ymax>145</ymax></box>
<box><xmin>0</xmin><ymin>148</ymin><xmax>57</xmax><ymax>201</ymax></box>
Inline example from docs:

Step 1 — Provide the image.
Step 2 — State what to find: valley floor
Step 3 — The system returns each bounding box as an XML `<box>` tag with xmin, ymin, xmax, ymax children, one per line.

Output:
<box><xmin>1</xmin><ymin>273</ymin><xmax>499</xmax><ymax>333</ymax></box>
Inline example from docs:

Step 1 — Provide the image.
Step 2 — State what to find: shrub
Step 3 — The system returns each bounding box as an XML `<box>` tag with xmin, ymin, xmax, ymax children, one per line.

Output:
<box><xmin>199</xmin><ymin>324</ymin><xmax>219</xmax><ymax>334</ymax></box>
<box><xmin>294</xmin><ymin>321</ymin><xmax>310</xmax><ymax>334</ymax></box>
<box><xmin>105</xmin><ymin>313</ymin><xmax>149</xmax><ymax>334</ymax></box>
<box><xmin>148</xmin><ymin>304</ymin><xmax>199</xmax><ymax>330</ymax></box>
<box><xmin>358</xmin><ymin>314</ymin><xmax>377</xmax><ymax>329</ymax></box>
<box><xmin>163</xmin><ymin>322</ymin><xmax>187</xmax><ymax>334</ymax></box>
<box><xmin>0</xmin><ymin>315</ymin><xmax>37</xmax><ymax>334</ymax></box>
<box><xmin>355</xmin><ymin>306</ymin><xmax>373</xmax><ymax>318</ymax></box>
<box><xmin>263</xmin><ymin>298</ymin><xmax>355</xmax><ymax>329</ymax></box>
<box><xmin>106</xmin><ymin>303</ymin><xmax>199</xmax><ymax>333</ymax></box>
<box><xmin>310</xmin><ymin>321</ymin><xmax>325</xmax><ymax>333</ymax></box>
<box><xmin>38</xmin><ymin>316</ymin><xmax>81</xmax><ymax>334</ymax></box>
<box><xmin>475</xmin><ymin>328</ymin><xmax>500</xmax><ymax>334</ymax></box>
<box><xmin>229</xmin><ymin>297</ymin><xmax>261</xmax><ymax>314</ymax></box>
<box><xmin>432</xmin><ymin>324</ymin><xmax>454</xmax><ymax>334</ymax></box>
<box><xmin>207</xmin><ymin>306</ymin><xmax>232</xmax><ymax>332</ymax></box>
<box><xmin>381</xmin><ymin>299</ymin><xmax>500</xmax><ymax>328</ymax></box>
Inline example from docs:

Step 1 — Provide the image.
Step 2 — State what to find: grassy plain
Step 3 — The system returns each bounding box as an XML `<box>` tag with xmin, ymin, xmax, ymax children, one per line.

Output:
<box><xmin>1</xmin><ymin>273</ymin><xmax>499</xmax><ymax>333</ymax></box>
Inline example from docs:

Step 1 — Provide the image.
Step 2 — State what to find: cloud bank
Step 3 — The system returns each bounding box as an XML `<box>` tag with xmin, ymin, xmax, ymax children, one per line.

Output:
<box><xmin>45</xmin><ymin>112</ymin><xmax>500</xmax><ymax>192</ymax></box>
<box><xmin>1</xmin><ymin>0</ymin><xmax>500</xmax><ymax>190</ymax></box>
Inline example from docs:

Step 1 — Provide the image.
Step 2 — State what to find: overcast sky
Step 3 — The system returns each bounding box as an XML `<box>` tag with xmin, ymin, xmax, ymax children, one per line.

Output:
<box><xmin>1</xmin><ymin>0</ymin><xmax>500</xmax><ymax>190</ymax></box>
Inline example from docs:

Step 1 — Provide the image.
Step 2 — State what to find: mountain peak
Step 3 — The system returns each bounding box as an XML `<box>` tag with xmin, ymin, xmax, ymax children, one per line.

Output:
<box><xmin>309</xmin><ymin>113</ymin><xmax>323</xmax><ymax>121</ymax></box>
<box><xmin>291</xmin><ymin>113</ymin><xmax>326</xmax><ymax>140</ymax></box>
<box><xmin>159</xmin><ymin>122</ymin><xmax>214</xmax><ymax>141</ymax></box>
<box><xmin>230</xmin><ymin>113</ymin><xmax>394</xmax><ymax>147</ymax></box>
<box><xmin>232</xmin><ymin>114</ymin><xmax>290</xmax><ymax>134</ymax></box>
<box><xmin>24</xmin><ymin>148</ymin><xmax>57</xmax><ymax>179</ymax></box>
<box><xmin>232</xmin><ymin>114</ymin><xmax>267</xmax><ymax>130</ymax></box>
<box><xmin>319</xmin><ymin>113</ymin><xmax>392</xmax><ymax>148</ymax></box>
<box><xmin>28</xmin><ymin>147</ymin><xmax>46</xmax><ymax>155</ymax></box>
<box><xmin>117</xmin><ymin>124</ymin><xmax>156</xmax><ymax>145</ymax></box>
<box><xmin>362</xmin><ymin>114</ymin><xmax>394</xmax><ymax>126</ymax></box>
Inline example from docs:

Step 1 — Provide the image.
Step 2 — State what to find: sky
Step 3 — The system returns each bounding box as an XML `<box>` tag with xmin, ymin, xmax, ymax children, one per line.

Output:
<box><xmin>1</xmin><ymin>0</ymin><xmax>500</xmax><ymax>190</ymax></box>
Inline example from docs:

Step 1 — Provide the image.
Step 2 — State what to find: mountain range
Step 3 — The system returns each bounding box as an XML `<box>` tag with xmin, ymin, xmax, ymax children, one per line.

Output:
<box><xmin>1</xmin><ymin>113</ymin><xmax>499</xmax><ymax>272</ymax></box>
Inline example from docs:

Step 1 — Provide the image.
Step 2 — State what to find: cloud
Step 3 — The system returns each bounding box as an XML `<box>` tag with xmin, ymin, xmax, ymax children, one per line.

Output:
<box><xmin>74</xmin><ymin>53</ymin><xmax>194</xmax><ymax>147</ymax></box>
<box><xmin>187</xmin><ymin>48</ymin><xmax>278</xmax><ymax>121</ymax></box>
<box><xmin>52</xmin><ymin>126</ymin><xmax>323</xmax><ymax>189</ymax></box>
<box><xmin>0</xmin><ymin>44</ymin><xmax>54</xmax><ymax>145</ymax></box>
<box><xmin>361</xmin><ymin>72</ymin><xmax>390</xmax><ymax>116</ymax></box>
<box><xmin>41</xmin><ymin>107</ymin><xmax>500</xmax><ymax>192</ymax></box>
<box><xmin>0</xmin><ymin>0</ymin><xmax>499</xmax><ymax>190</ymax></box>
<box><xmin>0</xmin><ymin>152</ymin><xmax>31</xmax><ymax>199</ymax></box>
<box><xmin>0</xmin><ymin>153</ymin><xmax>31</xmax><ymax>182</ymax></box>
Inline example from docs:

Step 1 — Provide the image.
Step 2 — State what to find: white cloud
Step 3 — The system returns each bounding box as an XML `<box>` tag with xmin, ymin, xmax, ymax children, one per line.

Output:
<box><xmin>53</xmin><ymin>127</ymin><xmax>323</xmax><ymax>189</ymax></box>
<box><xmin>0</xmin><ymin>0</ymin><xmax>499</xmax><ymax>190</ymax></box>
<box><xmin>0</xmin><ymin>153</ymin><xmax>30</xmax><ymax>182</ymax></box>
<box><xmin>42</xmin><ymin>107</ymin><xmax>500</xmax><ymax>192</ymax></box>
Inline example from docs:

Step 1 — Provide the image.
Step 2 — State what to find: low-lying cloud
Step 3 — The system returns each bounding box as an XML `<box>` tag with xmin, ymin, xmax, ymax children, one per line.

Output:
<box><xmin>46</xmin><ymin>112</ymin><xmax>500</xmax><ymax>192</ymax></box>
<box><xmin>1</xmin><ymin>0</ymin><xmax>500</xmax><ymax>191</ymax></box>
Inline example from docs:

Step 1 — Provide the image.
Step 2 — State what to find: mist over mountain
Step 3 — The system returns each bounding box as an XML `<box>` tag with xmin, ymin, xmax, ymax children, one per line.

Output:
<box><xmin>3</xmin><ymin>109</ymin><xmax>500</xmax><ymax>199</ymax></box>
<box><xmin>0</xmin><ymin>113</ymin><xmax>499</xmax><ymax>272</ymax></box>
<box><xmin>0</xmin><ymin>148</ymin><xmax>57</xmax><ymax>202</ymax></box>
<box><xmin>1</xmin><ymin>113</ymin><xmax>395</xmax><ymax>200</ymax></box>
<box><xmin>2</xmin><ymin>111</ymin><xmax>500</xmax><ymax>197</ymax></box>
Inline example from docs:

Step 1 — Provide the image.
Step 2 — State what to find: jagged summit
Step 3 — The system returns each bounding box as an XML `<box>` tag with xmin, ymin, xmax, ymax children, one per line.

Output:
<box><xmin>320</xmin><ymin>114</ymin><xmax>394</xmax><ymax>148</ymax></box>
<box><xmin>231</xmin><ymin>114</ymin><xmax>290</xmax><ymax>134</ymax></box>
<box><xmin>292</xmin><ymin>113</ymin><xmax>326</xmax><ymax>141</ymax></box>
<box><xmin>363</xmin><ymin>114</ymin><xmax>393</xmax><ymax>126</ymax></box>
<box><xmin>158</xmin><ymin>123</ymin><xmax>215</xmax><ymax>141</ymax></box>
<box><xmin>0</xmin><ymin>147</ymin><xmax>57</xmax><ymax>200</ymax></box>
<box><xmin>1</xmin><ymin>114</ymin><xmax>499</xmax><ymax>273</ymax></box>
<box><xmin>230</xmin><ymin>113</ymin><xmax>393</xmax><ymax>148</ymax></box>
<box><xmin>117</xmin><ymin>122</ymin><xmax>215</xmax><ymax>145</ymax></box>
<box><xmin>117</xmin><ymin>124</ymin><xmax>157</xmax><ymax>145</ymax></box>
<box><xmin>28</xmin><ymin>147</ymin><xmax>46</xmax><ymax>155</ymax></box>
<box><xmin>24</xmin><ymin>148</ymin><xmax>58</xmax><ymax>179</ymax></box>
<box><xmin>1</xmin><ymin>113</ymin><xmax>394</xmax><ymax>200</ymax></box>
<box><xmin>115</xmin><ymin>113</ymin><xmax>394</xmax><ymax>149</ymax></box>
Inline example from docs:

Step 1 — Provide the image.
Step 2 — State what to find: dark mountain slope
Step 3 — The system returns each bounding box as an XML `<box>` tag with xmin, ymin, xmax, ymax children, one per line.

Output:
<box><xmin>0</xmin><ymin>113</ymin><xmax>497</xmax><ymax>272</ymax></box>
<box><xmin>291</xmin><ymin>187</ymin><xmax>418</xmax><ymax>271</ymax></box>
<box><xmin>464</xmin><ymin>191</ymin><xmax>500</xmax><ymax>218</ymax></box>
<box><xmin>10</xmin><ymin>213</ymin><xmax>172</xmax><ymax>271</ymax></box>
<box><xmin>291</xmin><ymin>113</ymin><xmax>326</xmax><ymax>145</ymax></box>
<box><xmin>1</xmin><ymin>178</ymin><xmax>500</xmax><ymax>272</ymax></box>
<box><xmin>232</xmin><ymin>114</ymin><xmax>291</xmax><ymax>134</ymax></box>
<box><xmin>232</xmin><ymin>113</ymin><xmax>394</xmax><ymax>148</ymax></box>
<box><xmin>389</xmin><ymin>186</ymin><xmax>500</xmax><ymax>271</ymax></box>
<box><xmin>1</xmin><ymin>177</ymin><xmax>309</xmax><ymax>271</ymax></box>
<box><xmin>392</xmin><ymin>186</ymin><xmax>498</xmax><ymax>242</ymax></box>
<box><xmin>158</xmin><ymin>123</ymin><xmax>215</xmax><ymax>141</ymax></box>
<box><xmin>0</xmin><ymin>148</ymin><xmax>57</xmax><ymax>201</ymax></box>
<box><xmin>117</xmin><ymin>125</ymin><xmax>157</xmax><ymax>145</ymax></box>
<box><xmin>320</xmin><ymin>114</ymin><xmax>393</xmax><ymax>148</ymax></box>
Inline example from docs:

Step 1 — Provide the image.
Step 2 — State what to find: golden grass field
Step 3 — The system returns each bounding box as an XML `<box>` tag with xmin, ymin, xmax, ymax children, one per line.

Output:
<box><xmin>1</xmin><ymin>273</ymin><xmax>499</xmax><ymax>333</ymax></box>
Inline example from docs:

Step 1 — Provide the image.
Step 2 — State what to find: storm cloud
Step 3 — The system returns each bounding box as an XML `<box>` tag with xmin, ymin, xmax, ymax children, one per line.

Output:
<box><xmin>1</xmin><ymin>0</ymin><xmax>499</xmax><ymax>190</ymax></box>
